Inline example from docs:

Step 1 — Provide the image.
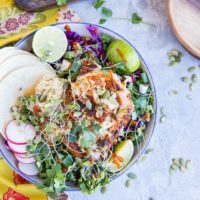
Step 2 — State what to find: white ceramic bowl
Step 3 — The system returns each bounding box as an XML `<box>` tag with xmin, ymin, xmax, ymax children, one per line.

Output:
<box><xmin>0</xmin><ymin>22</ymin><xmax>157</xmax><ymax>191</ymax></box>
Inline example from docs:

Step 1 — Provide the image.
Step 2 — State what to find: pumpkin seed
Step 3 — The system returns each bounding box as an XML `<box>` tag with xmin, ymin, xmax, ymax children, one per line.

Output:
<box><xmin>86</xmin><ymin>100</ymin><xmax>92</xmax><ymax>110</ymax></box>
<box><xmin>160</xmin><ymin>115</ymin><xmax>167</xmax><ymax>123</ymax></box>
<box><xmin>168</xmin><ymin>90</ymin><xmax>178</xmax><ymax>96</ymax></box>
<box><xmin>191</xmin><ymin>74</ymin><xmax>197</xmax><ymax>83</ymax></box>
<box><xmin>186</xmin><ymin>95</ymin><xmax>192</xmax><ymax>100</ymax></box>
<box><xmin>180</xmin><ymin>165</ymin><xmax>185</xmax><ymax>173</ymax></box>
<box><xmin>140</xmin><ymin>155</ymin><xmax>147</xmax><ymax>163</ymax></box>
<box><xmin>181</xmin><ymin>76</ymin><xmax>189</xmax><ymax>83</ymax></box>
<box><xmin>39</xmin><ymin>94</ymin><xmax>47</xmax><ymax>102</ymax></box>
<box><xmin>169</xmin><ymin>166</ymin><xmax>175</xmax><ymax>175</ymax></box>
<box><xmin>125</xmin><ymin>179</ymin><xmax>131</xmax><ymax>188</ymax></box>
<box><xmin>172</xmin><ymin>158</ymin><xmax>179</xmax><ymax>166</ymax></box>
<box><xmin>101</xmin><ymin>186</ymin><xmax>107</xmax><ymax>194</ymax></box>
<box><xmin>189</xmin><ymin>83</ymin><xmax>195</xmax><ymax>91</ymax></box>
<box><xmin>185</xmin><ymin>160</ymin><xmax>191</xmax><ymax>169</ymax></box>
<box><xmin>73</xmin><ymin>112</ymin><xmax>82</xmax><ymax>117</ymax></box>
<box><xmin>145</xmin><ymin>148</ymin><xmax>154</xmax><ymax>154</ymax></box>
<box><xmin>160</xmin><ymin>107</ymin><xmax>165</xmax><ymax>115</ymax></box>
<box><xmin>179</xmin><ymin>158</ymin><xmax>184</xmax><ymax>166</ymax></box>
<box><xmin>127</xmin><ymin>172</ymin><xmax>137</xmax><ymax>180</ymax></box>
<box><xmin>188</xmin><ymin>66</ymin><xmax>196</xmax><ymax>73</ymax></box>
<box><xmin>171</xmin><ymin>163</ymin><xmax>178</xmax><ymax>170</ymax></box>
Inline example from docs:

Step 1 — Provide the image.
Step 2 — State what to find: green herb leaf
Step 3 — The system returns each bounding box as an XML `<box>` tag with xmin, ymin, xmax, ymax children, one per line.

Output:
<box><xmin>63</xmin><ymin>155</ymin><xmax>74</xmax><ymax>167</ymax></box>
<box><xmin>69</xmin><ymin>59</ymin><xmax>81</xmax><ymax>81</ymax></box>
<box><xmin>80</xmin><ymin>128</ymin><xmax>96</xmax><ymax>149</ymax></box>
<box><xmin>131</xmin><ymin>13</ymin><xmax>142</xmax><ymax>24</ymax></box>
<box><xmin>94</xmin><ymin>0</ymin><xmax>105</xmax><ymax>10</ymax></box>
<box><xmin>101</xmin><ymin>34</ymin><xmax>111</xmax><ymax>43</ymax></box>
<box><xmin>98</xmin><ymin>18</ymin><xmax>107</xmax><ymax>24</ymax></box>
<box><xmin>56</xmin><ymin>0</ymin><xmax>67</xmax><ymax>6</ymax></box>
<box><xmin>102</xmin><ymin>7</ymin><xmax>113</xmax><ymax>17</ymax></box>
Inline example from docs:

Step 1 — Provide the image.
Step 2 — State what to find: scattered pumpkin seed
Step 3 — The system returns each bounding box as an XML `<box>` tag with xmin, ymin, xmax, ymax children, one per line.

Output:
<box><xmin>186</xmin><ymin>95</ymin><xmax>192</xmax><ymax>100</ymax></box>
<box><xmin>39</xmin><ymin>94</ymin><xmax>47</xmax><ymax>102</ymax></box>
<box><xmin>73</xmin><ymin>112</ymin><xmax>82</xmax><ymax>117</ymax></box>
<box><xmin>160</xmin><ymin>115</ymin><xmax>167</xmax><ymax>123</ymax></box>
<box><xmin>168</xmin><ymin>90</ymin><xmax>178</xmax><ymax>96</ymax></box>
<box><xmin>181</xmin><ymin>76</ymin><xmax>189</xmax><ymax>83</ymax></box>
<box><xmin>180</xmin><ymin>165</ymin><xmax>185</xmax><ymax>173</ymax></box>
<box><xmin>145</xmin><ymin>148</ymin><xmax>154</xmax><ymax>154</ymax></box>
<box><xmin>189</xmin><ymin>83</ymin><xmax>195</xmax><ymax>92</ymax></box>
<box><xmin>125</xmin><ymin>179</ymin><xmax>131</xmax><ymax>188</ymax></box>
<box><xmin>101</xmin><ymin>186</ymin><xmax>107</xmax><ymax>194</ymax></box>
<box><xmin>127</xmin><ymin>172</ymin><xmax>137</xmax><ymax>180</ymax></box>
<box><xmin>160</xmin><ymin>107</ymin><xmax>165</xmax><ymax>115</ymax></box>
<box><xmin>188</xmin><ymin>66</ymin><xmax>196</xmax><ymax>73</ymax></box>
<box><xmin>140</xmin><ymin>155</ymin><xmax>147</xmax><ymax>163</ymax></box>
<box><xmin>169</xmin><ymin>166</ymin><xmax>175</xmax><ymax>175</ymax></box>
<box><xmin>179</xmin><ymin>158</ymin><xmax>184</xmax><ymax>166</ymax></box>
<box><xmin>185</xmin><ymin>160</ymin><xmax>191</xmax><ymax>169</ymax></box>
<box><xmin>168</xmin><ymin>49</ymin><xmax>183</xmax><ymax>66</ymax></box>
<box><xmin>86</xmin><ymin>100</ymin><xmax>92</xmax><ymax>110</ymax></box>
<box><xmin>172</xmin><ymin>158</ymin><xmax>179</xmax><ymax>166</ymax></box>
<box><xmin>191</xmin><ymin>74</ymin><xmax>197</xmax><ymax>83</ymax></box>
<box><xmin>171</xmin><ymin>163</ymin><xmax>178</xmax><ymax>170</ymax></box>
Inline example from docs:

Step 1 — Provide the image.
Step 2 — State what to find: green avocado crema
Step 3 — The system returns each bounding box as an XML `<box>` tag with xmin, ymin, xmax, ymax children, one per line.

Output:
<box><xmin>106</xmin><ymin>39</ymin><xmax>140</xmax><ymax>74</ymax></box>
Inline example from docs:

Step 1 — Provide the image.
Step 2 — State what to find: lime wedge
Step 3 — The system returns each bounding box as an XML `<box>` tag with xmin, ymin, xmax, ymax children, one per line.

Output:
<box><xmin>107</xmin><ymin>140</ymin><xmax>134</xmax><ymax>173</ymax></box>
<box><xmin>32</xmin><ymin>26</ymin><xmax>68</xmax><ymax>63</ymax></box>
<box><xmin>106</xmin><ymin>39</ymin><xmax>140</xmax><ymax>74</ymax></box>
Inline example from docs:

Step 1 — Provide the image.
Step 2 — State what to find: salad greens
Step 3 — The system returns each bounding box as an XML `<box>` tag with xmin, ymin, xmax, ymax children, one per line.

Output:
<box><xmin>11</xmin><ymin>25</ymin><xmax>154</xmax><ymax>197</ymax></box>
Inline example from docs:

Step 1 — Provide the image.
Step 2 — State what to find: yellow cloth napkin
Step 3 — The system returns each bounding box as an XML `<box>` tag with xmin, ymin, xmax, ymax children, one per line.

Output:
<box><xmin>0</xmin><ymin>0</ymin><xmax>80</xmax><ymax>46</ymax></box>
<box><xmin>0</xmin><ymin>1</ymin><xmax>80</xmax><ymax>199</ymax></box>
<box><xmin>0</xmin><ymin>156</ymin><xmax>48</xmax><ymax>200</ymax></box>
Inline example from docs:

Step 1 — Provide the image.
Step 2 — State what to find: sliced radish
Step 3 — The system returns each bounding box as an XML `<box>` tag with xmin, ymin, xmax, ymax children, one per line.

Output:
<box><xmin>18</xmin><ymin>162</ymin><xmax>39</xmax><ymax>176</ymax></box>
<box><xmin>4</xmin><ymin>140</ymin><xmax>11</xmax><ymax>151</ymax></box>
<box><xmin>7</xmin><ymin>141</ymin><xmax>27</xmax><ymax>154</ymax></box>
<box><xmin>15</xmin><ymin>154</ymin><xmax>35</xmax><ymax>164</ymax></box>
<box><xmin>6</xmin><ymin>120</ymin><xmax>36</xmax><ymax>145</ymax></box>
<box><xmin>15</xmin><ymin>153</ymin><xmax>34</xmax><ymax>158</ymax></box>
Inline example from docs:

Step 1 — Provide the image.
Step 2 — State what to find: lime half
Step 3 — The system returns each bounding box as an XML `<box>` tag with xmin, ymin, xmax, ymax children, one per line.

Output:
<box><xmin>32</xmin><ymin>26</ymin><xmax>68</xmax><ymax>63</ymax></box>
<box><xmin>107</xmin><ymin>140</ymin><xmax>134</xmax><ymax>173</ymax></box>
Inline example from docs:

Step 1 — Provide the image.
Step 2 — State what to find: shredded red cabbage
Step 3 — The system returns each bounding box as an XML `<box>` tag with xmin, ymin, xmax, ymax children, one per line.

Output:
<box><xmin>86</xmin><ymin>25</ymin><xmax>105</xmax><ymax>60</ymax></box>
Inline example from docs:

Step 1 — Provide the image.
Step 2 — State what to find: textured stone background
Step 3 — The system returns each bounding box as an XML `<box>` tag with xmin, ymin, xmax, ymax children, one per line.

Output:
<box><xmin>69</xmin><ymin>0</ymin><xmax>200</xmax><ymax>199</ymax></box>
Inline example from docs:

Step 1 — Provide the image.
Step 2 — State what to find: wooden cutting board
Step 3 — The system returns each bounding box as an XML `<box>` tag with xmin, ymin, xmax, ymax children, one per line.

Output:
<box><xmin>167</xmin><ymin>0</ymin><xmax>200</xmax><ymax>59</ymax></box>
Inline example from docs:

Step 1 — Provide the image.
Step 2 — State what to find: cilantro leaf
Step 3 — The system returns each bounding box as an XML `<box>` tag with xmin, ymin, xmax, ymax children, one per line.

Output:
<box><xmin>99</xmin><ymin>18</ymin><xmax>107</xmax><ymax>24</ymax></box>
<box><xmin>63</xmin><ymin>155</ymin><xmax>74</xmax><ymax>167</ymax></box>
<box><xmin>131</xmin><ymin>13</ymin><xmax>142</xmax><ymax>24</ymax></box>
<box><xmin>102</xmin><ymin>7</ymin><xmax>113</xmax><ymax>17</ymax></box>
<box><xmin>56</xmin><ymin>0</ymin><xmax>67</xmax><ymax>6</ymax></box>
<box><xmin>69</xmin><ymin>124</ymin><xmax>82</xmax><ymax>142</ymax></box>
<box><xmin>69</xmin><ymin>59</ymin><xmax>81</xmax><ymax>81</ymax></box>
<box><xmin>80</xmin><ymin>128</ymin><xmax>96</xmax><ymax>149</ymax></box>
<box><xmin>100</xmin><ymin>34</ymin><xmax>111</xmax><ymax>43</ymax></box>
<box><xmin>94</xmin><ymin>0</ymin><xmax>105</xmax><ymax>10</ymax></box>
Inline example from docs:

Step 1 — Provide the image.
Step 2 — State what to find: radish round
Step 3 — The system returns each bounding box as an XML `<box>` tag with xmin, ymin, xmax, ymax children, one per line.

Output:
<box><xmin>15</xmin><ymin>153</ymin><xmax>34</xmax><ymax>158</ymax></box>
<box><xmin>18</xmin><ymin>162</ymin><xmax>39</xmax><ymax>176</ymax></box>
<box><xmin>4</xmin><ymin>140</ymin><xmax>11</xmax><ymax>151</ymax></box>
<box><xmin>15</xmin><ymin>154</ymin><xmax>35</xmax><ymax>164</ymax></box>
<box><xmin>6</xmin><ymin>120</ymin><xmax>36</xmax><ymax>145</ymax></box>
<box><xmin>7</xmin><ymin>141</ymin><xmax>27</xmax><ymax>154</ymax></box>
